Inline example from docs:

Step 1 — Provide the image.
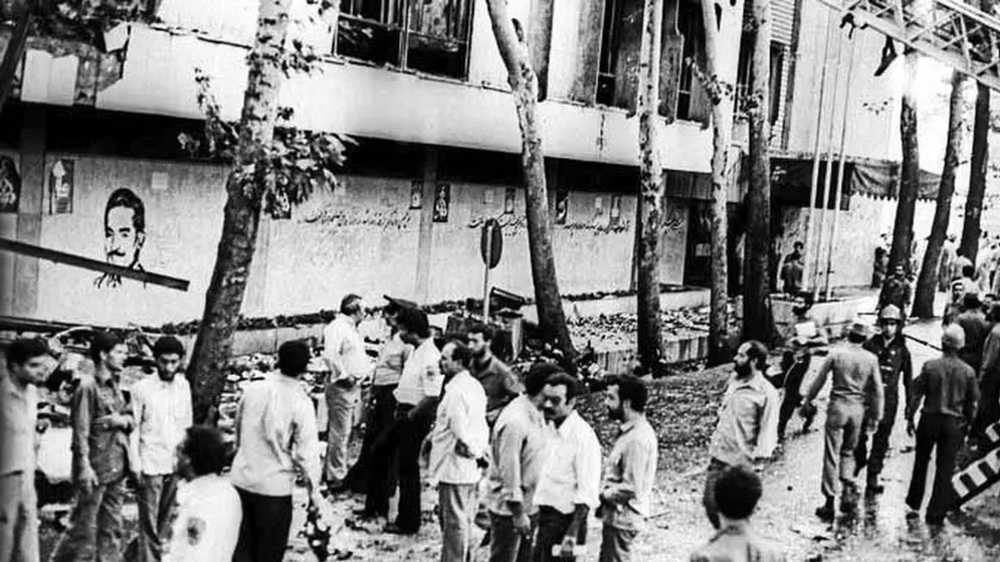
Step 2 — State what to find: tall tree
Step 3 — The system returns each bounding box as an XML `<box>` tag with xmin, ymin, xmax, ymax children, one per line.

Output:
<box><xmin>186</xmin><ymin>0</ymin><xmax>345</xmax><ymax>422</ymax></box>
<box><xmin>636</xmin><ymin>0</ymin><xmax>666</xmax><ymax>375</ymax></box>
<box><xmin>742</xmin><ymin>0</ymin><xmax>773</xmax><ymax>342</ymax></box>
<box><xmin>485</xmin><ymin>0</ymin><xmax>576</xmax><ymax>365</ymax></box>
<box><xmin>886</xmin><ymin>50</ymin><xmax>920</xmax><ymax>283</ymax></box>
<box><xmin>960</xmin><ymin>0</ymin><xmax>996</xmax><ymax>263</ymax></box>
<box><xmin>695</xmin><ymin>0</ymin><xmax>734</xmax><ymax>364</ymax></box>
<box><xmin>913</xmin><ymin>72</ymin><xmax>965</xmax><ymax>318</ymax></box>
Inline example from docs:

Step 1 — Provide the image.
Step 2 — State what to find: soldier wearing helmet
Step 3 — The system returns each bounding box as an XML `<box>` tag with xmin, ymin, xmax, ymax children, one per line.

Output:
<box><xmin>854</xmin><ymin>304</ymin><xmax>913</xmax><ymax>495</ymax></box>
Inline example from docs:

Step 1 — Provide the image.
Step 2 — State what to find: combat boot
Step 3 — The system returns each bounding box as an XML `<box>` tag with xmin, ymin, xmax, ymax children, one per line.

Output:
<box><xmin>815</xmin><ymin>495</ymin><xmax>836</xmax><ymax>521</ymax></box>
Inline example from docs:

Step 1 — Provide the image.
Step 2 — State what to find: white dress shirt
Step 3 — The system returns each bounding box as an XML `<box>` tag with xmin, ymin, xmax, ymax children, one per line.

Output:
<box><xmin>323</xmin><ymin>315</ymin><xmax>373</xmax><ymax>383</ymax></box>
<box><xmin>163</xmin><ymin>474</ymin><xmax>242</xmax><ymax>562</ymax></box>
<box><xmin>430</xmin><ymin>370</ymin><xmax>489</xmax><ymax>485</ymax></box>
<box><xmin>131</xmin><ymin>375</ymin><xmax>193</xmax><ymax>476</ymax></box>
<box><xmin>393</xmin><ymin>339</ymin><xmax>443</xmax><ymax>406</ymax></box>
<box><xmin>533</xmin><ymin>410</ymin><xmax>602</xmax><ymax>514</ymax></box>
<box><xmin>230</xmin><ymin>372</ymin><xmax>321</xmax><ymax>496</ymax></box>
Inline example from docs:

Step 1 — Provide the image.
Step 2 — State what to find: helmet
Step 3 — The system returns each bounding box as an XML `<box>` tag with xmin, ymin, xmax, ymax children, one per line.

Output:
<box><xmin>942</xmin><ymin>324</ymin><xmax>966</xmax><ymax>351</ymax></box>
<box><xmin>878</xmin><ymin>305</ymin><xmax>902</xmax><ymax>323</ymax></box>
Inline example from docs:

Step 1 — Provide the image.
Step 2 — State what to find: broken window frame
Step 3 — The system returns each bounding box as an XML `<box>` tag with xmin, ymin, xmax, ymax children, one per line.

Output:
<box><xmin>734</xmin><ymin>36</ymin><xmax>786</xmax><ymax>126</ymax></box>
<box><xmin>332</xmin><ymin>0</ymin><xmax>475</xmax><ymax>80</ymax></box>
<box><xmin>675</xmin><ymin>0</ymin><xmax>705</xmax><ymax>122</ymax></box>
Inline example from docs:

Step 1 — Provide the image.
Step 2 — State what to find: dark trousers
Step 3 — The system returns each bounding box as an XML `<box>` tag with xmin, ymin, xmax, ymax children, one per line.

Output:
<box><xmin>489</xmin><ymin>512</ymin><xmax>535</xmax><ymax>562</ymax></box>
<box><xmin>532</xmin><ymin>506</ymin><xmax>586</xmax><ymax>562</ymax></box>
<box><xmin>778</xmin><ymin>392</ymin><xmax>814</xmax><ymax>439</ymax></box>
<box><xmin>855</xmin><ymin>399</ymin><xmax>898</xmax><ymax>480</ymax></box>
<box><xmin>906</xmin><ymin>414</ymin><xmax>964</xmax><ymax>518</ymax></box>
<box><xmin>51</xmin><ymin>476</ymin><xmax>127</xmax><ymax>562</ymax></box>
<box><xmin>364</xmin><ymin>405</ymin><xmax>432</xmax><ymax>529</ymax></box>
<box><xmin>232</xmin><ymin>488</ymin><xmax>293</xmax><ymax>562</ymax></box>
<box><xmin>598</xmin><ymin>524</ymin><xmax>638</xmax><ymax>562</ymax></box>
<box><xmin>137</xmin><ymin>473</ymin><xmax>179</xmax><ymax>562</ymax></box>
<box><xmin>347</xmin><ymin>384</ymin><xmax>398</xmax><ymax>492</ymax></box>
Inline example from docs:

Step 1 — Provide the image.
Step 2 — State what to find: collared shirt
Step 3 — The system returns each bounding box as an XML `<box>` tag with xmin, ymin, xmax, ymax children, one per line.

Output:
<box><xmin>486</xmin><ymin>395</ymin><xmax>549</xmax><ymax>516</ymax></box>
<box><xmin>863</xmin><ymin>334</ymin><xmax>913</xmax><ymax>407</ymax></box>
<box><xmin>907</xmin><ymin>354</ymin><xmax>979</xmax><ymax>425</ymax></box>
<box><xmin>0</xmin><ymin>371</ymin><xmax>38</xmax><ymax>476</ymax></box>
<box><xmin>470</xmin><ymin>355</ymin><xmax>521</xmax><ymax>424</ymax></box>
<box><xmin>230</xmin><ymin>372</ymin><xmax>321</xmax><ymax>497</ymax></box>
<box><xmin>72</xmin><ymin>373</ymin><xmax>134</xmax><ymax>484</ymax></box>
<box><xmin>805</xmin><ymin>344</ymin><xmax>884</xmax><ymax>423</ymax></box>
<box><xmin>372</xmin><ymin>333</ymin><xmax>412</xmax><ymax>387</ymax></box>
<box><xmin>394</xmin><ymin>339</ymin><xmax>443</xmax><ymax>406</ymax></box>
<box><xmin>709</xmin><ymin>372</ymin><xmax>779</xmax><ymax>467</ymax></box>
<box><xmin>533</xmin><ymin>410</ymin><xmax>602</xmax><ymax>514</ymax></box>
<box><xmin>323</xmin><ymin>315</ymin><xmax>372</xmax><ymax>383</ymax></box>
<box><xmin>132</xmin><ymin>374</ymin><xmax>193</xmax><ymax>476</ymax></box>
<box><xmin>430</xmin><ymin>370</ymin><xmax>489</xmax><ymax>485</ymax></box>
<box><xmin>602</xmin><ymin>416</ymin><xmax>658</xmax><ymax>531</ymax></box>
<box><xmin>689</xmin><ymin>522</ymin><xmax>787</xmax><ymax>562</ymax></box>
<box><xmin>163</xmin><ymin>474</ymin><xmax>242</xmax><ymax>562</ymax></box>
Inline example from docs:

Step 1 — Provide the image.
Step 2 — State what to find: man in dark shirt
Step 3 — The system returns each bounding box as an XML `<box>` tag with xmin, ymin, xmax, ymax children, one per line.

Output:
<box><xmin>879</xmin><ymin>265</ymin><xmax>911</xmax><ymax>319</ymax></box>
<box><xmin>467</xmin><ymin>323</ymin><xmax>521</xmax><ymax>426</ymax></box>
<box><xmin>854</xmin><ymin>305</ymin><xmax>912</xmax><ymax>495</ymax></box>
<box><xmin>955</xmin><ymin>292</ymin><xmax>989</xmax><ymax>373</ymax></box>
<box><xmin>52</xmin><ymin>331</ymin><xmax>137</xmax><ymax>562</ymax></box>
<box><xmin>905</xmin><ymin>325</ymin><xmax>980</xmax><ymax>525</ymax></box>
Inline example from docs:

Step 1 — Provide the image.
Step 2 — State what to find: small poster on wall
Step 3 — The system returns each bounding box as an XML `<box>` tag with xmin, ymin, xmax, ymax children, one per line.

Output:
<box><xmin>554</xmin><ymin>191</ymin><xmax>568</xmax><ymax>225</ymax></box>
<box><xmin>433</xmin><ymin>183</ymin><xmax>450</xmax><ymax>223</ymax></box>
<box><xmin>609</xmin><ymin>195</ymin><xmax>622</xmax><ymax>227</ymax></box>
<box><xmin>504</xmin><ymin>188</ymin><xmax>516</xmax><ymax>215</ymax></box>
<box><xmin>0</xmin><ymin>156</ymin><xmax>21</xmax><ymax>214</ymax></box>
<box><xmin>49</xmin><ymin>159</ymin><xmax>74</xmax><ymax>214</ymax></box>
<box><xmin>410</xmin><ymin>180</ymin><xmax>423</xmax><ymax>209</ymax></box>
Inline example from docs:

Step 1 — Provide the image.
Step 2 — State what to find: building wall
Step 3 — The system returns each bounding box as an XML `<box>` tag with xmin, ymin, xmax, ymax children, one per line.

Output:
<box><xmin>22</xmin><ymin>153</ymin><xmax>656</xmax><ymax>326</ymax></box>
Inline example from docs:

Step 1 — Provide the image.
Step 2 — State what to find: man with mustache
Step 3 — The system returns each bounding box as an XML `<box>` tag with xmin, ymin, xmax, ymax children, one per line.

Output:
<box><xmin>97</xmin><ymin>188</ymin><xmax>146</xmax><ymax>288</ymax></box>
<box><xmin>703</xmin><ymin>340</ymin><xmax>779</xmax><ymax>529</ymax></box>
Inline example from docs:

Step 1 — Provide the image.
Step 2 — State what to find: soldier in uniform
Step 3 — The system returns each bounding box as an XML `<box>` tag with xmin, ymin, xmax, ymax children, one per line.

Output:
<box><xmin>878</xmin><ymin>265</ymin><xmax>911</xmax><ymax>320</ymax></box>
<box><xmin>854</xmin><ymin>305</ymin><xmax>913</xmax><ymax>494</ymax></box>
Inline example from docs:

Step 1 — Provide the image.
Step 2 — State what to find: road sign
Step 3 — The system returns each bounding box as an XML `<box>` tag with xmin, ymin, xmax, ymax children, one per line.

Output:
<box><xmin>480</xmin><ymin>219</ymin><xmax>503</xmax><ymax>269</ymax></box>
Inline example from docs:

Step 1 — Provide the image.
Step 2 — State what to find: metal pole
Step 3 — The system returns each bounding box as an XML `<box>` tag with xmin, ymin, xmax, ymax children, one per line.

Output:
<box><xmin>805</xmin><ymin>13</ymin><xmax>836</xmax><ymax>292</ymax></box>
<box><xmin>825</xmin><ymin>37</ymin><xmax>856</xmax><ymax>301</ymax></box>
<box><xmin>483</xmin><ymin>223</ymin><xmax>492</xmax><ymax>320</ymax></box>
<box><xmin>812</xmin><ymin>24</ymin><xmax>844</xmax><ymax>302</ymax></box>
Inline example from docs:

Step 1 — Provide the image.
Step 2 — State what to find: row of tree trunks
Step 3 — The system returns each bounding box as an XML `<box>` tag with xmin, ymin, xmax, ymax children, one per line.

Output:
<box><xmin>886</xmin><ymin>50</ymin><xmax>921</xmax><ymax>284</ymax></box>
<box><xmin>912</xmin><ymin>71</ymin><xmax>966</xmax><ymax>319</ymax></box>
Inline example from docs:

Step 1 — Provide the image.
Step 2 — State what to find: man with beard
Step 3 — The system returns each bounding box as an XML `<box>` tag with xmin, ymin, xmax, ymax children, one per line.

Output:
<box><xmin>163</xmin><ymin>426</ymin><xmax>242</xmax><ymax>562</ymax></box>
<box><xmin>486</xmin><ymin>363</ymin><xmax>557</xmax><ymax>562</ymax></box>
<box><xmin>131</xmin><ymin>337</ymin><xmax>193</xmax><ymax>562</ymax></box>
<box><xmin>598</xmin><ymin>376</ymin><xmax>658</xmax><ymax>562</ymax></box>
<box><xmin>802</xmin><ymin>321</ymin><xmax>883</xmax><ymax>520</ymax></box>
<box><xmin>429</xmin><ymin>340</ymin><xmax>489</xmax><ymax>562</ymax></box>
<box><xmin>703</xmin><ymin>341</ymin><xmax>779</xmax><ymax>529</ymax></box>
<box><xmin>853</xmin><ymin>306</ymin><xmax>912</xmax><ymax>495</ymax></box>
<box><xmin>0</xmin><ymin>338</ymin><xmax>57</xmax><ymax>562</ymax></box>
<box><xmin>467</xmin><ymin>323</ymin><xmax>521</xmax><ymax>426</ymax></box>
<box><xmin>533</xmin><ymin>373</ymin><xmax>601</xmax><ymax>562</ymax></box>
<box><xmin>52</xmin><ymin>332</ymin><xmax>138</xmax><ymax>562</ymax></box>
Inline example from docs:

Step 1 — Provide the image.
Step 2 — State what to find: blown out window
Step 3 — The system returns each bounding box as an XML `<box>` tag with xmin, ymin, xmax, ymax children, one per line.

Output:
<box><xmin>334</xmin><ymin>0</ymin><xmax>474</xmax><ymax>80</ymax></box>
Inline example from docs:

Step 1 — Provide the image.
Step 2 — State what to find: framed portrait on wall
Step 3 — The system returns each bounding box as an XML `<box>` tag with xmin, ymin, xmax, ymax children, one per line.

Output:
<box><xmin>49</xmin><ymin>159</ymin><xmax>74</xmax><ymax>214</ymax></box>
<box><xmin>609</xmin><ymin>195</ymin><xmax>622</xmax><ymax>227</ymax></box>
<box><xmin>433</xmin><ymin>183</ymin><xmax>450</xmax><ymax>222</ymax></box>
<box><xmin>504</xmin><ymin>188</ymin><xmax>516</xmax><ymax>215</ymax></box>
<box><xmin>555</xmin><ymin>191</ymin><xmax>568</xmax><ymax>225</ymax></box>
<box><xmin>410</xmin><ymin>180</ymin><xmax>423</xmax><ymax>209</ymax></box>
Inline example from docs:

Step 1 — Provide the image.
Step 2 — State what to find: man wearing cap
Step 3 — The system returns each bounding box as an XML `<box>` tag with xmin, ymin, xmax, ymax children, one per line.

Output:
<box><xmin>955</xmin><ymin>291</ymin><xmax>989</xmax><ymax>374</ymax></box>
<box><xmin>853</xmin><ymin>305</ymin><xmax>912</xmax><ymax>495</ymax></box>
<box><xmin>323</xmin><ymin>294</ymin><xmax>373</xmax><ymax>494</ymax></box>
<box><xmin>131</xmin><ymin>336</ymin><xmax>193</xmax><ymax>562</ymax></box>
<box><xmin>1</xmin><ymin>338</ymin><xmax>56</xmax><ymax>562</ymax></box>
<box><xmin>905</xmin><ymin>325</ymin><xmax>979</xmax><ymax>525</ymax></box>
<box><xmin>802</xmin><ymin>320</ymin><xmax>883</xmax><ymax>520</ymax></box>
<box><xmin>345</xmin><ymin>296</ymin><xmax>415</xmax><ymax>494</ymax></box>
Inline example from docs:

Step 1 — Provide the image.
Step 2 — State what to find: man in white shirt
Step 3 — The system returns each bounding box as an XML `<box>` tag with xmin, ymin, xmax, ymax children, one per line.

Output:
<box><xmin>231</xmin><ymin>340</ymin><xmax>326</xmax><ymax>562</ymax></box>
<box><xmin>323</xmin><ymin>294</ymin><xmax>372</xmax><ymax>493</ymax></box>
<box><xmin>430</xmin><ymin>340</ymin><xmax>488</xmax><ymax>562</ymax></box>
<box><xmin>132</xmin><ymin>336</ymin><xmax>193</xmax><ymax>562</ymax></box>
<box><xmin>533</xmin><ymin>373</ymin><xmax>602</xmax><ymax>562</ymax></box>
<box><xmin>363</xmin><ymin>307</ymin><xmax>442</xmax><ymax>534</ymax></box>
<box><xmin>163</xmin><ymin>426</ymin><xmax>241</xmax><ymax>562</ymax></box>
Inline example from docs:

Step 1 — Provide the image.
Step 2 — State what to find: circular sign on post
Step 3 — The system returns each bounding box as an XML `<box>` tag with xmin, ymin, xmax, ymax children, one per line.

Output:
<box><xmin>480</xmin><ymin>218</ymin><xmax>503</xmax><ymax>269</ymax></box>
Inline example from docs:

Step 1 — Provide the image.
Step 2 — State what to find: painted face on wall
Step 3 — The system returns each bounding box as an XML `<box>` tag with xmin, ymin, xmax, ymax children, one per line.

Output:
<box><xmin>106</xmin><ymin>205</ymin><xmax>142</xmax><ymax>267</ymax></box>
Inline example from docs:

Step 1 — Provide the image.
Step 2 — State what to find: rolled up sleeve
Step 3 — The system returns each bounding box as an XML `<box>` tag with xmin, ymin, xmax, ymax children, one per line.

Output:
<box><xmin>291</xmin><ymin>394</ymin><xmax>322</xmax><ymax>490</ymax></box>
<box><xmin>574</xmin><ymin>432</ymin><xmax>602</xmax><ymax>509</ymax></box>
<box><xmin>495</xmin><ymin>423</ymin><xmax>526</xmax><ymax>505</ymax></box>
<box><xmin>71</xmin><ymin>382</ymin><xmax>94</xmax><ymax>476</ymax></box>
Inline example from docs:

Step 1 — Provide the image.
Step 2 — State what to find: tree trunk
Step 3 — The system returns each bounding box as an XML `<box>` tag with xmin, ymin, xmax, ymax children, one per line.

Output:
<box><xmin>700</xmin><ymin>0</ymin><xmax>732</xmax><ymax>364</ymax></box>
<box><xmin>887</xmin><ymin>51</ymin><xmax>920</xmax><ymax>282</ymax></box>
<box><xmin>913</xmin><ymin>72</ymin><xmax>965</xmax><ymax>318</ymax></box>
<box><xmin>961</xmin><ymin>82</ymin><xmax>989</xmax><ymax>264</ymax></box>
<box><xmin>187</xmin><ymin>0</ymin><xmax>290</xmax><ymax>423</ymax></box>
<box><xmin>485</xmin><ymin>0</ymin><xmax>576</xmax><ymax>365</ymax></box>
<box><xmin>742</xmin><ymin>0</ymin><xmax>773</xmax><ymax>342</ymax></box>
<box><xmin>636</xmin><ymin>0</ymin><xmax>666</xmax><ymax>375</ymax></box>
